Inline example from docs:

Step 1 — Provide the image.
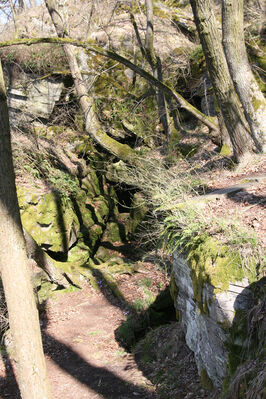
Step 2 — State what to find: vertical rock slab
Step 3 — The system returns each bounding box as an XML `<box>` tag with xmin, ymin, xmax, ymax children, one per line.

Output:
<box><xmin>172</xmin><ymin>247</ymin><xmax>254</xmax><ymax>388</ymax></box>
<box><xmin>7</xmin><ymin>77</ymin><xmax>63</xmax><ymax>126</ymax></box>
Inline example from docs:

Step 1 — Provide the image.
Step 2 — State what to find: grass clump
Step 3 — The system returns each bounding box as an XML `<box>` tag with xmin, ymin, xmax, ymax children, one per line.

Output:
<box><xmin>137</xmin><ymin>277</ymin><xmax>152</xmax><ymax>288</ymax></box>
<box><xmin>111</xmin><ymin>156</ymin><xmax>263</xmax><ymax>290</ymax></box>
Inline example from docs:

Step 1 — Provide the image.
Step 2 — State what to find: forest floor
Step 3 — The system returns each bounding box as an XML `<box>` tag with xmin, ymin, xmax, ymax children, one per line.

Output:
<box><xmin>0</xmin><ymin>260</ymin><xmax>209</xmax><ymax>399</ymax></box>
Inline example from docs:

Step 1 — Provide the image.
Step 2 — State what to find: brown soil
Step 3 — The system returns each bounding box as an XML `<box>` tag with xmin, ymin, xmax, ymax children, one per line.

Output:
<box><xmin>0</xmin><ymin>264</ymin><xmax>208</xmax><ymax>399</ymax></box>
<box><xmin>176</xmin><ymin>132</ymin><xmax>266</xmax><ymax>251</ymax></box>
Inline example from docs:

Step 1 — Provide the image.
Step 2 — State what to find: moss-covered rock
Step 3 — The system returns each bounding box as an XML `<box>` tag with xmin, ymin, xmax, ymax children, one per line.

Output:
<box><xmin>171</xmin><ymin>233</ymin><xmax>259</xmax><ymax>388</ymax></box>
<box><xmin>127</xmin><ymin>192</ymin><xmax>148</xmax><ymax>236</ymax></box>
<box><xmin>18</xmin><ymin>189</ymin><xmax>79</xmax><ymax>253</ymax></box>
<box><xmin>81</xmin><ymin>169</ymin><xmax>101</xmax><ymax>197</ymax></box>
<box><xmin>188</xmin><ymin>236</ymin><xmax>257</xmax><ymax>302</ymax></box>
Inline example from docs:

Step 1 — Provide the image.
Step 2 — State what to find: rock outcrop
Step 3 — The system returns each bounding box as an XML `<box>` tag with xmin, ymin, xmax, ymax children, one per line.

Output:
<box><xmin>171</xmin><ymin>239</ymin><xmax>256</xmax><ymax>388</ymax></box>
<box><xmin>7</xmin><ymin>76</ymin><xmax>63</xmax><ymax>127</ymax></box>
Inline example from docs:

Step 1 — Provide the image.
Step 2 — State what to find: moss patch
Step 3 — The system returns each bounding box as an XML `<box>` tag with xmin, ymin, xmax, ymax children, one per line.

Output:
<box><xmin>19</xmin><ymin>190</ymin><xmax>79</xmax><ymax>253</ymax></box>
<box><xmin>187</xmin><ymin>236</ymin><xmax>257</xmax><ymax>312</ymax></box>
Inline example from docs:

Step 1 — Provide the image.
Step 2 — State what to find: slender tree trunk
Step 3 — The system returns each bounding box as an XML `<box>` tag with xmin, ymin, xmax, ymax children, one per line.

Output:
<box><xmin>45</xmin><ymin>0</ymin><xmax>136</xmax><ymax>163</ymax></box>
<box><xmin>144</xmin><ymin>0</ymin><xmax>156</xmax><ymax>67</ymax></box>
<box><xmin>145</xmin><ymin>0</ymin><xmax>171</xmax><ymax>138</ymax></box>
<box><xmin>222</xmin><ymin>0</ymin><xmax>265</xmax><ymax>151</ymax></box>
<box><xmin>8</xmin><ymin>0</ymin><xmax>17</xmax><ymax>31</ymax></box>
<box><xmin>0</xmin><ymin>60</ymin><xmax>51</xmax><ymax>399</ymax></box>
<box><xmin>190</xmin><ymin>0</ymin><xmax>257</xmax><ymax>161</ymax></box>
<box><xmin>18</xmin><ymin>0</ymin><xmax>27</xmax><ymax>12</ymax></box>
<box><xmin>141</xmin><ymin>0</ymin><xmax>171</xmax><ymax>138</ymax></box>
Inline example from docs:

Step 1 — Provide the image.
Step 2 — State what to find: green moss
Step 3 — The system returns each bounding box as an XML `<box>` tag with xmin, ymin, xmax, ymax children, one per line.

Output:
<box><xmin>97</xmin><ymin>128</ymin><xmax>136</xmax><ymax>162</ymax></box>
<box><xmin>117</xmin><ymin>317</ymin><xmax>136</xmax><ymax>347</ymax></box>
<box><xmin>102</xmin><ymin>222</ymin><xmax>124</xmax><ymax>242</ymax></box>
<box><xmin>81</xmin><ymin>169</ymin><xmax>101</xmax><ymax>197</ymax></box>
<box><xmin>220</xmin><ymin>143</ymin><xmax>231</xmax><ymax>156</ymax></box>
<box><xmin>101</xmin><ymin>271</ymin><xmax>126</xmax><ymax>300</ymax></box>
<box><xmin>252</xmin><ymin>96</ymin><xmax>265</xmax><ymax>112</ymax></box>
<box><xmin>256</xmin><ymin>54</ymin><xmax>266</xmax><ymax>71</ymax></box>
<box><xmin>200</xmin><ymin>368</ymin><xmax>214</xmax><ymax>390</ymax></box>
<box><xmin>128</xmin><ymin>193</ymin><xmax>148</xmax><ymax>236</ymax></box>
<box><xmin>189</xmin><ymin>237</ymin><xmax>246</xmax><ymax>292</ymax></box>
<box><xmin>37</xmin><ymin>281</ymin><xmax>54</xmax><ymax>304</ymax></box>
<box><xmin>93</xmin><ymin>196</ymin><xmax>110</xmax><ymax>224</ymax></box>
<box><xmin>168</xmin><ymin>128</ymin><xmax>181</xmax><ymax>150</ymax></box>
<box><xmin>186</xmin><ymin>236</ymin><xmax>258</xmax><ymax>313</ymax></box>
<box><xmin>190</xmin><ymin>45</ymin><xmax>205</xmax><ymax>78</ymax></box>
<box><xmin>20</xmin><ymin>191</ymin><xmax>79</xmax><ymax>252</ymax></box>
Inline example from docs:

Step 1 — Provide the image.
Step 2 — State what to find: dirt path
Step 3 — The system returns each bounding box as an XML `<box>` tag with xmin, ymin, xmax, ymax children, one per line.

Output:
<box><xmin>0</xmin><ymin>283</ymin><xmax>156</xmax><ymax>399</ymax></box>
<box><xmin>44</xmin><ymin>285</ymin><xmax>156</xmax><ymax>399</ymax></box>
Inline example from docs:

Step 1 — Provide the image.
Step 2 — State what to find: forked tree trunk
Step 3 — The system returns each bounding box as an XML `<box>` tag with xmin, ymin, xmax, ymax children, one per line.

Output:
<box><xmin>0</xmin><ymin>60</ymin><xmax>51</xmax><ymax>399</ymax></box>
<box><xmin>190</xmin><ymin>0</ymin><xmax>257</xmax><ymax>161</ymax></box>
<box><xmin>45</xmin><ymin>0</ymin><xmax>136</xmax><ymax>163</ymax></box>
<box><xmin>222</xmin><ymin>0</ymin><xmax>265</xmax><ymax>151</ymax></box>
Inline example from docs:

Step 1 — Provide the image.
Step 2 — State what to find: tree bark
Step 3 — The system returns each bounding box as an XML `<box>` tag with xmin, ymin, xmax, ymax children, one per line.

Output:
<box><xmin>8</xmin><ymin>0</ymin><xmax>17</xmax><ymax>31</ymax></box>
<box><xmin>222</xmin><ymin>0</ymin><xmax>265</xmax><ymax>151</ymax></box>
<box><xmin>190</xmin><ymin>0</ymin><xmax>257</xmax><ymax>161</ymax></box>
<box><xmin>0</xmin><ymin>60</ymin><xmax>51</xmax><ymax>399</ymax></box>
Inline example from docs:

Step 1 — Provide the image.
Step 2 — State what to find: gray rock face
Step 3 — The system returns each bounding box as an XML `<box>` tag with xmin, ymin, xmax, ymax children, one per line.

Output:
<box><xmin>172</xmin><ymin>253</ymin><xmax>253</xmax><ymax>387</ymax></box>
<box><xmin>7</xmin><ymin>77</ymin><xmax>63</xmax><ymax>126</ymax></box>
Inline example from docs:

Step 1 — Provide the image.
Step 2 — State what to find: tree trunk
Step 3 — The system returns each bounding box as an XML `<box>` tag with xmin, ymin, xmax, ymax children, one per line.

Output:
<box><xmin>0</xmin><ymin>60</ymin><xmax>51</xmax><ymax>399</ymax></box>
<box><xmin>18</xmin><ymin>0</ymin><xmax>27</xmax><ymax>12</ymax></box>
<box><xmin>23</xmin><ymin>229</ymin><xmax>70</xmax><ymax>288</ymax></box>
<box><xmin>145</xmin><ymin>0</ymin><xmax>171</xmax><ymax>139</ymax></box>
<box><xmin>222</xmin><ymin>0</ymin><xmax>265</xmax><ymax>151</ymax></box>
<box><xmin>8</xmin><ymin>0</ymin><xmax>17</xmax><ymax>31</ymax></box>
<box><xmin>45</xmin><ymin>0</ymin><xmax>136</xmax><ymax>163</ymax></box>
<box><xmin>190</xmin><ymin>0</ymin><xmax>257</xmax><ymax>161</ymax></box>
